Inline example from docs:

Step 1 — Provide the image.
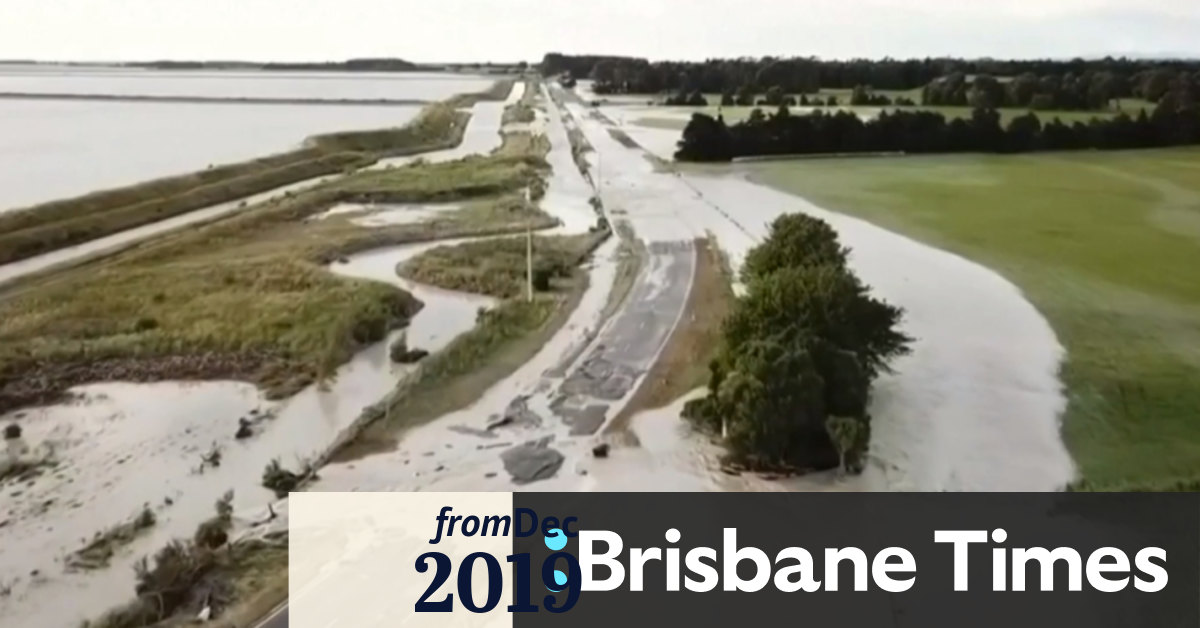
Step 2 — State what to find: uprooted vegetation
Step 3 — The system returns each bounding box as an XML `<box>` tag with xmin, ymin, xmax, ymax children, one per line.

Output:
<box><xmin>0</xmin><ymin>115</ymin><xmax>554</xmax><ymax>415</ymax></box>
<box><xmin>82</xmin><ymin>491</ymin><xmax>286</xmax><ymax>628</ymax></box>
<box><xmin>67</xmin><ymin>505</ymin><xmax>158</xmax><ymax>571</ymax></box>
<box><xmin>0</xmin><ymin>81</ymin><xmax>519</xmax><ymax>267</ymax></box>
<box><xmin>683</xmin><ymin>213</ymin><xmax>911</xmax><ymax>474</ymax></box>
<box><xmin>261</xmin><ymin>458</ymin><xmax>317</xmax><ymax>497</ymax></box>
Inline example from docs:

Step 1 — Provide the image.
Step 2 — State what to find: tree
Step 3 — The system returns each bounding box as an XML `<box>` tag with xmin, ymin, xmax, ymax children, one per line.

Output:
<box><xmin>705</xmin><ymin>333</ymin><xmax>832</xmax><ymax>466</ymax></box>
<box><xmin>825</xmin><ymin>416</ymin><xmax>865</xmax><ymax>475</ymax></box>
<box><xmin>742</xmin><ymin>213</ymin><xmax>848</xmax><ymax>280</ymax></box>
<box><xmin>1006</xmin><ymin>73</ymin><xmax>1040</xmax><ymax>107</ymax></box>
<box><xmin>762</xmin><ymin>85</ymin><xmax>785</xmax><ymax>106</ymax></box>
<box><xmin>1005</xmin><ymin>112</ymin><xmax>1042</xmax><ymax>152</ymax></box>
<box><xmin>675</xmin><ymin>93</ymin><xmax>1200</xmax><ymax>162</ymax></box>
<box><xmin>685</xmin><ymin>214</ymin><xmax>911</xmax><ymax>471</ymax></box>
<box><xmin>735</xmin><ymin>84</ymin><xmax>756</xmax><ymax>106</ymax></box>
<box><xmin>675</xmin><ymin>113</ymin><xmax>733</xmax><ymax>162</ymax></box>
<box><xmin>968</xmin><ymin>75</ymin><xmax>1004</xmax><ymax>109</ymax></box>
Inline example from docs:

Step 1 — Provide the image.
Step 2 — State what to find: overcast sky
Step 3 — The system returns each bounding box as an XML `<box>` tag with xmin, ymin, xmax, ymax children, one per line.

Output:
<box><xmin>2</xmin><ymin>0</ymin><xmax>1198</xmax><ymax>62</ymax></box>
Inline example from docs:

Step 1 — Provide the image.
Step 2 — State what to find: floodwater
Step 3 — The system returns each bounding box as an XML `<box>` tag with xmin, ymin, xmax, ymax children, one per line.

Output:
<box><xmin>309</xmin><ymin>202</ymin><xmax>464</xmax><ymax>227</ymax></box>
<box><xmin>0</xmin><ymin>66</ymin><xmax>493</xmax><ymax>102</ymax></box>
<box><xmin>313</xmin><ymin>236</ymin><xmax>624</xmax><ymax>494</ymax></box>
<box><xmin>539</xmin><ymin>84</ymin><xmax>603</xmax><ymax>234</ymax></box>
<box><xmin>369</xmin><ymin>82</ymin><xmax>526</xmax><ymax>170</ymax></box>
<box><xmin>567</xmin><ymin>89</ymin><xmax>1074</xmax><ymax>491</ymax></box>
<box><xmin>331</xmin><ymin>238</ymin><xmax>497</xmax><ymax>351</ymax></box>
<box><xmin>0</xmin><ymin>84</ymin><xmax>515</xmax><ymax>628</ymax></box>
<box><xmin>0</xmin><ymin>233</ymin><xmax>496</xmax><ymax>628</ymax></box>
<box><xmin>0</xmin><ymin>98</ymin><xmax>422</xmax><ymax>212</ymax></box>
<box><xmin>682</xmin><ymin>175</ymin><xmax>1076</xmax><ymax>491</ymax></box>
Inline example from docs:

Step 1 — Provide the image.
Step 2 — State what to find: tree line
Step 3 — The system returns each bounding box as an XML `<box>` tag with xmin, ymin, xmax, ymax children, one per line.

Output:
<box><xmin>543</xmin><ymin>53</ymin><xmax>1200</xmax><ymax>110</ymax></box>
<box><xmin>923</xmin><ymin>70</ymin><xmax>1200</xmax><ymax>111</ymax></box>
<box><xmin>662</xmin><ymin>86</ymin><xmax>914</xmax><ymax>108</ymax></box>
<box><xmin>683</xmin><ymin>214</ymin><xmax>910</xmax><ymax>473</ymax></box>
<box><xmin>675</xmin><ymin>93</ymin><xmax>1200</xmax><ymax>161</ymax></box>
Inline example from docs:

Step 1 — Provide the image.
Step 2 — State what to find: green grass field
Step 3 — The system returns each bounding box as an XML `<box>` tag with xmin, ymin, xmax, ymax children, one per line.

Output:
<box><xmin>747</xmin><ymin>147</ymin><xmax>1200</xmax><ymax>489</ymax></box>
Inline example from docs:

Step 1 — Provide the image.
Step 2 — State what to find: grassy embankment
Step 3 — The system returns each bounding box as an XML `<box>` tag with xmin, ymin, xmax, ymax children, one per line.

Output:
<box><xmin>749</xmin><ymin>147</ymin><xmax>1200</xmax><ymax>489</ymax></box>
<box><xmin>0</xmin><ymin>81</ymin><xmax>555</xmax><ymax>415</ymax></box>
<box><xmin>0</xmin><ymin>79</ymin><xmax>516</xmax><ymax>266</ymax></box>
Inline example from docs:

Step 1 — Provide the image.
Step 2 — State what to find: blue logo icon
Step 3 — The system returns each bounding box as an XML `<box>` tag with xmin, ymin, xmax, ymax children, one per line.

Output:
<box><xmin>544</xmin><ymin>528</ymin><xmax>568</xmax><ymax>590</ymax></box>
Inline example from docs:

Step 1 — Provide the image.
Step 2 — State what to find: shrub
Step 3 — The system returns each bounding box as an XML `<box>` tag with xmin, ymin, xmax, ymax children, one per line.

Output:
<box><xmin>825</xmin><ymin>415</ymin><xmax>869</xmax><ymax>474</ymax></box>
<box><xmin>194</xmin><ymin>491</ymin><xmax>234</xmax><ymax>549</ymax></box>
<box><xmin>262</xmin><ymin>459</ymin><xmax>312</xmax><ymax>497</ymax></box>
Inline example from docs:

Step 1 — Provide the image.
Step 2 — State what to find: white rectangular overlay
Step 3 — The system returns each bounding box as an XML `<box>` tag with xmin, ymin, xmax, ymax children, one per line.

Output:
<box><xmin>290</xmin><ymin>492</ymin><xmax>515</xmax><ymax>628</ymax></box>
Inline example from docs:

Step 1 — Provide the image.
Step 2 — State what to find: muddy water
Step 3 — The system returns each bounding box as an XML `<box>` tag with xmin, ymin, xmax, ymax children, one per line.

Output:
<box><xmin>682</xmin><ymin>174</ymin><xmax>1075</xmax><ymax>491</ymax></box>
<box><xmin>539</xmin><ymin>84</ymin><xmax>602</xmax><ymax>235</ymax></box>
<box><xmin>0</xmin><ymin>80</ymin><xmax>559</xmax><ymax>627</ymax></box>
<box><xmin>0</xmin><ymin>66</ymin><xmax>493</xmax><ymax>103</ymax></box>
<box><xmin>0</xmin><ymin>83</ymin><xmax>518</xmax><ymax>288</ymax></box>
<box><xmin>314</xmin><ymin>236</ymin><xmax>622</xmax><ymax>493</ymax></box>
<box><xmin>331</xmin><ymin>239</ymin><xmax>496</xmax><ymax>351</ymax></box>
<box><xmin>0</xmin><ymin>236</ymin><xmax>500</xmax><ymax>626</ymax></box>
<box><xmin>0</xmin><ymin>99</ymin><xmax>424</xmax><ymax>212</ymax></box>
<box><xmin>371</xmin><ymin>88</ymin><xmax>515</xmax><ymax>170</ymax></box>
<box><xmin>309</xmin><ymin>202</ymin><xmax>464</xmax><ymax>227</ymax></box>
<box><xmin>566</xmin><ymin>90</ymin><xmax>1073</xmax><ymax>492</ymax></box>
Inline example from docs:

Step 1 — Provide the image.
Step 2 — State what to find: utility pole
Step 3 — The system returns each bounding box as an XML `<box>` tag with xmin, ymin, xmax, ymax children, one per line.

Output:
<box><xmin>526</xmin><ymin>224</ymin><xmax>534</xmax><ymax>302</ymax></box>
<box><xmin>525</xmin><ymin>185</ymin><xmax>534</xmax><ymax>302</ymax></box>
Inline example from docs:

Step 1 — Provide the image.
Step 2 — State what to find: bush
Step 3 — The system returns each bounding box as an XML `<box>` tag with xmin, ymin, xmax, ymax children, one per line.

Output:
<box><xmin>194</xmin><ymin>491</ymin><xmax>234</xmax><ymax>549</ymax></box>
<box><xmin>685</xmin><ymin>213</ymin><xmax>910</xmax><ymax>471</ymax></box>
<box><xmin>741</xmin><ymin>213</ymin><xmax>848</xmax><ymax>281</ymax></box>
<box><xmin>262</xmin><ymin>459</ymin><xmax>313</xmax><ymax>497</ymax></box>
<box><xmin>3</xmin><ymin>423</ymin><xmax>19</xmax><ymax>440</ymax></box>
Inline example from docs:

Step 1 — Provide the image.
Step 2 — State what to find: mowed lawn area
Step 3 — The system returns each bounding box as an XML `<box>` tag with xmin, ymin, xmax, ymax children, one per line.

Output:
<box><xmin>747</xmin><ymin>147</ymin><xmax>1200</xmax><ymax>489</ymax></box>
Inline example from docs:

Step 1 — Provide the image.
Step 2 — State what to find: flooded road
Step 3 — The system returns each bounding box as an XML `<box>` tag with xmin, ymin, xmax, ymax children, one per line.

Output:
<box><xmin>578</xmin><ymin>87</ymin><xmax>1075</xmax><ymax>492</ymax></box>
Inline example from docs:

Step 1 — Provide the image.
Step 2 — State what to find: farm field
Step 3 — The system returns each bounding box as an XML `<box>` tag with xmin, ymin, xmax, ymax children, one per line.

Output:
<box><xmin>746</xmin><ymin>147</ymin><xmax>1200</xmax><ymax>489</ymax></box>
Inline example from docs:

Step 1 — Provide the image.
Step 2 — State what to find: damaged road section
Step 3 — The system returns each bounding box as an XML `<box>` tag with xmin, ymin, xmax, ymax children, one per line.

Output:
<box><xmin>550</xmin><ymin>240</ymin><xmax>695</xmax><ymax>436</ymax></box>
<box><xmin>502</xmin><ymin>437</ymin><xmax>565</xmax><ymax>484</ymax></box>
